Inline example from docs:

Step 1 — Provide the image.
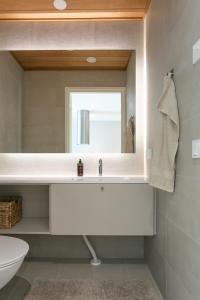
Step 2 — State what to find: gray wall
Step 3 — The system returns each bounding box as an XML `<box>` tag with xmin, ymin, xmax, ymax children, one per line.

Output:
<box><xmin>0</xmin><ymin>52</ymin><xmax>23</xmax><ymax>152</ymax></box>
<box><xmin>23</xmin><ymin>70</ymin><xmax>126</xmax><ymax>152</ymax></box>
<box><xmin>0</xmin><ymin>20</ymin><xmax>142</xmax><ymax>51</ymax></box>
<box><xmin>145</xmin><ymin>1</ymin><xmax>200</xmax><ymax>299</ymax></box>
<box><xmin>17</xmin><ymin>235</ymin><xmax>144</xmax><ymax>260</ymax></box>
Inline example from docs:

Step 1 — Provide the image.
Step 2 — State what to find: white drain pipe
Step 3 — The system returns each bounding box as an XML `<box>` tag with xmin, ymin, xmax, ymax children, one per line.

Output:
<box><xmin>82</xmin><ymin>235</ymin><xmax>101</xmax><ymax>266</ymax></box>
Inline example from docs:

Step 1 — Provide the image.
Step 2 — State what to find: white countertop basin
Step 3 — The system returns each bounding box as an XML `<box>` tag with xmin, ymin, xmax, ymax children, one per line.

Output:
<box><xmin>0</xmin><ymin>175</ymin><xmax>147</xmax><ymax>184</ymax></box>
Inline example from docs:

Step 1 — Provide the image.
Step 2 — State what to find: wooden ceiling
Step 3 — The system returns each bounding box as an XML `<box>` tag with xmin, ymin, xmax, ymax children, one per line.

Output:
<box><xmin>0</xmin><ymin>0</ymin><xmax>150</xmax><ymax>21</ymax></box>
<box><xmin>11</xmin><ymin>50</ymin><xmax>133</xmax><ymax>71</ymax></box>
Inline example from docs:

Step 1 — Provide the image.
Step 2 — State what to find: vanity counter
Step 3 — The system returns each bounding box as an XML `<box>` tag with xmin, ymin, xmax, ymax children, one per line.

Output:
<box><xmin>0</xmin><ymin>175</ymin><xmax>147</xmax><ymax>185</ymax></box>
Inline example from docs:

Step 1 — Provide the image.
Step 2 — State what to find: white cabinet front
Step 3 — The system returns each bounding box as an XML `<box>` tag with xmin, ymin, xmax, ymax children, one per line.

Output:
<box><xmin>50</xmin><ymin>184</ymin><xmax>154</xmax><ymax>236</ymax></box>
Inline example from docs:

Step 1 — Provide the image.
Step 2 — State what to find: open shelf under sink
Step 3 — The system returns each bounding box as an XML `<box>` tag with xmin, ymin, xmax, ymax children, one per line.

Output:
<box><xmin>0</xmin><ymin>218</ymin><xmax>49</xmax><ymax>235</ymax></box>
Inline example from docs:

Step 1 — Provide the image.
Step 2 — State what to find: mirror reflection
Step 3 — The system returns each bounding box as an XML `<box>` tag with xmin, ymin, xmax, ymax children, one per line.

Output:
<box><xmin>0</xmin><ymin>50</ymin><xmax>136</xmax><ymax>153</ymax></box>
<box><xmin>68</xmin><ymin>89</ymin><xmax>123</xmax><ymax>153</ymax></box>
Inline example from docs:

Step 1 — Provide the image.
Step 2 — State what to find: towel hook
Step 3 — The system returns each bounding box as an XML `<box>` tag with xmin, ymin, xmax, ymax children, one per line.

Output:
<box><xmin>167</xmin><ymin>68</ymin><xmax>174</xmax><ymax>78</ymax></box>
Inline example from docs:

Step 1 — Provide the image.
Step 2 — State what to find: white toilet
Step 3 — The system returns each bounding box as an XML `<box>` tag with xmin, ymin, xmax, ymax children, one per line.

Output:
<box><xmin>0</xmin><ymin>236</ymin><xmax>29</xmax><ymax>290</ymax></box>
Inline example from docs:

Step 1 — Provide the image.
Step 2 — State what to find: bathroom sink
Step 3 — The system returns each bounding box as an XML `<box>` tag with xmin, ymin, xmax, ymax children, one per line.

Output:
<box><xmin>69</xmin><ymin>176</ymin><xmax>146</xmax><ymax>184</ymax></box>
<box><xmin>0</xmin><ymin>175</ymin><xmax>147</xmax><ymax>184</ymax></box>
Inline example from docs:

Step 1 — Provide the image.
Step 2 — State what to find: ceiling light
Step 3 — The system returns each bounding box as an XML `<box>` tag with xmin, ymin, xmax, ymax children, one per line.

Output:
<box><xmin>53</xmin><ymin>0</ymin><xmax>67</xmax><ymax>10</ymax></box>
<box><xmin>86</xmin><ymin>57</ymin><xmax>97</xmax><ymax>64</ymax></box>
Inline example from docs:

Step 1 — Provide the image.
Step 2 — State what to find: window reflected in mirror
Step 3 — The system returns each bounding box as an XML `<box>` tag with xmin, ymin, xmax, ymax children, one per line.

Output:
<box><xmin>68</xmin><ymin>90</ymin><xmax>123</xmax><ymax>153</ymax></box>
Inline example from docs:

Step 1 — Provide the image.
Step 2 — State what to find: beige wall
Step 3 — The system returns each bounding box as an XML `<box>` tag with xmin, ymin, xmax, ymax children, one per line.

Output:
<box><xmin>0</xmin><ymin>52</ymin><xmax>23</xmax><ymax>152</ymax></box>
<box><xmin>145</xmin><ymin>1</ymin><xmax>200</xmax><ymax>299</ymax></box>
<box><xmin>22</xmin><ymin>70</ymin><xmax>126</xmax><ymax>152</ymax></box>
<box><xmin>0</xmin><ymin>20</ymin><xmax>142</xmax><ymax>51</ymax></box>
<box><xmin>0</xmin><ymin>20</ymin><xmax>145</xmax><ymax>175</ymax></box>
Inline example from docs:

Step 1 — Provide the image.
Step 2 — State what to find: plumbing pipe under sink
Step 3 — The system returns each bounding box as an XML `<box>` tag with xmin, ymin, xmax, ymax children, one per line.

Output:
<box><xmin>82</xmin><ymin>235</ymin><xmax>101</xmax><ymax>266</ymax></box>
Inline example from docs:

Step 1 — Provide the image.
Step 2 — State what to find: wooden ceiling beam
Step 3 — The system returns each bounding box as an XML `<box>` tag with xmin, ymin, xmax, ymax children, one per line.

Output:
<box><xmin>0</xmin><ymin>1</ymin><xmax>150</xmax><ymax>20</ymax></box>
<box><xmin>0</xmin><ymin>0</ymin><xmax>149</xmax><ymax>11</ymax></box>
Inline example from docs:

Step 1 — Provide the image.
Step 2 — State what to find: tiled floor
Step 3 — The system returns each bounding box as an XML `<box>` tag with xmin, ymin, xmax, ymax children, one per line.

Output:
<box><xmin>16</xmin><ymin>261</ymin><xmax>163</xmax><ymax>299</ymax></box>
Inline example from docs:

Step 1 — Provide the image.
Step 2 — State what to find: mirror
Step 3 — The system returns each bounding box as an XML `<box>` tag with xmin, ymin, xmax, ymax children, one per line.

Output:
<box><xmin>0</xmin><ymin>50</ymin><xmax>136</xmax><ymax>153</ymax></box>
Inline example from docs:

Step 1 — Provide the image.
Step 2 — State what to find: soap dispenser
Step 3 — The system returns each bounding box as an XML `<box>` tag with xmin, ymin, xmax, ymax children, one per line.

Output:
<box><xmin>77</xmin><ymin>159</ymin><xmax>84</xmax><ymax>176</ymax></box>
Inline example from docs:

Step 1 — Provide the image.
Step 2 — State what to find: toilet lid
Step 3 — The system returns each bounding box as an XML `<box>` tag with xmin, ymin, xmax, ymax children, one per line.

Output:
<box><xmin>0</xmin><ymin>236</ymin><xmax>29</xmax><ymax>268</ymax></box>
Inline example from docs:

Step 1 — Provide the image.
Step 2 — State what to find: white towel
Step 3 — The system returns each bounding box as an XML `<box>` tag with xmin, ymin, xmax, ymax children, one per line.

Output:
<box><xmin>125</xmin><ymin>117</ymin><xmax>135</xmax><ymax>153</ymax></box>
<box><xmin>149</xmin><ymin>74</ymin><xmax>179</xmax><ymax>192</ymax></box>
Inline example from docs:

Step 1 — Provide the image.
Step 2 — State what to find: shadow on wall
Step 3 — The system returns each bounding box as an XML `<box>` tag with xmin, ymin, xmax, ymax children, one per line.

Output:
<box><xmin>13</xmin><ymin>235</ymin><xmax>144</xmax><ymax>260</ymax></box>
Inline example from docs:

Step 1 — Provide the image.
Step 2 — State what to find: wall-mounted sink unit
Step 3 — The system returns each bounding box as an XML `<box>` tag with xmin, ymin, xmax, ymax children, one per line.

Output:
<box><xmin>50</xmin><ymin>183</ymin><xmax>155</xmax><ymax>236</ymax></box>
<box><xmin>0</xmin><ymin>175</ymin><xmax>147</xmax><ymax>184</ymax></box>
<box><xmin>0</xmin><ymin>181</ymin><xmax>155</xmax><ymax>237</ymax></box>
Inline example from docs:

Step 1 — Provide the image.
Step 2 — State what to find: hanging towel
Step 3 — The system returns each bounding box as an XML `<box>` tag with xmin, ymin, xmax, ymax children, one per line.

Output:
<box><xmin>125</xmin><ymin>116</ymin><xmax>135</xmax><ymax>153</ymax></box>
<box><xmin>149</xmin><ymin>74</ymin><xmax>179</xmax><ymax>192</ymax></box>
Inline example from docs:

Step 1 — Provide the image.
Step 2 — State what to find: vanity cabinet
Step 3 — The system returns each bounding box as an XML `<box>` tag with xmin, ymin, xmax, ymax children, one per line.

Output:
<box><xmin>50</xmin><ymin>184</ymin><xmax>155</xmax><ymax>236</ymax></box>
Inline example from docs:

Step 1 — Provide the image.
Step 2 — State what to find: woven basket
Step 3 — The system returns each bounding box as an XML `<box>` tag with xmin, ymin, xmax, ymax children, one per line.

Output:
<box><xmin>0</xmin><ymin>197</ymin><xmax>22</xmax><ymax>229</ymax></box>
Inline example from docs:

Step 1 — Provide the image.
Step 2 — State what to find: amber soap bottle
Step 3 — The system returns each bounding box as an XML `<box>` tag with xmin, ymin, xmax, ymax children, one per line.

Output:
<box><xmin>77</xmin><ymin>159</ymin><xmax>84</xmax><ymax>176</ymax></box>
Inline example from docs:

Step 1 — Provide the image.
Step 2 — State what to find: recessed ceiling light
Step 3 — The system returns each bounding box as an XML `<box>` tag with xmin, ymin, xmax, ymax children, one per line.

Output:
<box><xmin>53</xmin><ymin>0</ymin><xmax>67</xmax><ymax>10</ymax></box>
<box><xmin>86</xmin><ymin>57</ymin><xmax>97</xmax><ymax>64</ymax></box>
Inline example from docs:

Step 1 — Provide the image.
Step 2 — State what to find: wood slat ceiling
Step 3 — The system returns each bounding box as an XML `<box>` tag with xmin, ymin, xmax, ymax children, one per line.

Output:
<box><xmin>0</xmin><ymin>0</ymin><xmax>151</xmax><ymax>21</ymax></box>
<box><xmin>11</xmin><ymin>50</ymin><xmax>133</xmax><ymax>71</ymax></box>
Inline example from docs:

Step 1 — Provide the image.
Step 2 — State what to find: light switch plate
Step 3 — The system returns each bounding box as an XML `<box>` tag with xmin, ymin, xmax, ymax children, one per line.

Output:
<box><xmin>193</xmin><ymin>38</ymin><xmax>200</xmax><ymax>65</ymax></box>
<box><xmin>192</xmin><ymin>139</ymin><xmax>200</xmax><ymax>158</ymax></box>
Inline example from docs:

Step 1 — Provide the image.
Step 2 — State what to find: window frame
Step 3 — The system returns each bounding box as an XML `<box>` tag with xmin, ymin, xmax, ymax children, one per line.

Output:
<box><xmin>65</xmin><ymin>87</ymin><xmax>126</xmax><ymax>153</ymax></box>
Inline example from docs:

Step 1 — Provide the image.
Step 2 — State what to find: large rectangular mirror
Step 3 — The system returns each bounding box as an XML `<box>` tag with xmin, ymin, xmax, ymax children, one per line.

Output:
<box><xmin>0</xmin><ymin>50</ymin><xmax>136</xmax><ymax>153</ymax></box>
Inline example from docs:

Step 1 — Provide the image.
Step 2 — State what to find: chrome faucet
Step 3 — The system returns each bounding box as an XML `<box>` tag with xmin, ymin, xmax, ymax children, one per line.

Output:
<box><xmin>99</xmin><ymin>159</ymin><xmax>103</xmax><ymax>176</ymax></box>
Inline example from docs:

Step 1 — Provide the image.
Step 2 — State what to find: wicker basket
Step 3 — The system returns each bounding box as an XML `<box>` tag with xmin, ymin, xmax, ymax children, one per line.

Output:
<box><xmin>0</xmin><ymin>196</ymin><xmax>22</xmax><ymax>229</ymax></box>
